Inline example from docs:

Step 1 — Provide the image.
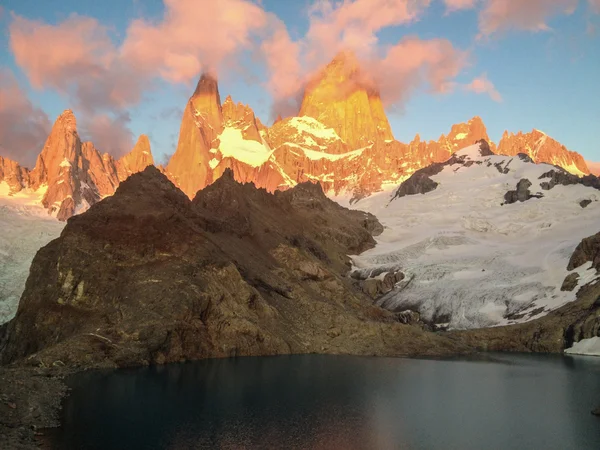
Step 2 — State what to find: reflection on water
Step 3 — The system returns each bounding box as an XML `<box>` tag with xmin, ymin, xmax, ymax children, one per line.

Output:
<box><xmin>43</xmin><ymin>353</ymin><xmax>600</xmax><ymax>449</ymax></box>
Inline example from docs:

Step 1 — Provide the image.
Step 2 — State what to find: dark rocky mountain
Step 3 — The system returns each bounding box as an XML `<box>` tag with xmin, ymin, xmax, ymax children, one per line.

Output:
<box><xmin>0</xmin><ymin>167</ymin><xmax>466</xmax><ymax>367</ymax></box>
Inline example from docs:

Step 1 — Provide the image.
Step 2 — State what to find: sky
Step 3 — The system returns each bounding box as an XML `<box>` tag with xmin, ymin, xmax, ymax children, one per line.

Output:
<box><xmin>0</xmin><ymin>0</ymin><xmax>599</xmax><ymax>168</ymax></box>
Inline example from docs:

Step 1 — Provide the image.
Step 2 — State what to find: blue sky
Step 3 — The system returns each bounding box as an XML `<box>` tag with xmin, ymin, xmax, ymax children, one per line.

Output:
<box><xmin>0</xmin><ymin>0</ymin><xmax>599</xmax><ymax>166</ymax></box>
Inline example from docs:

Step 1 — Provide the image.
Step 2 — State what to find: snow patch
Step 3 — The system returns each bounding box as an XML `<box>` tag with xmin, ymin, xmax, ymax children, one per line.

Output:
<box><xmin>565</xmin><ymin>337</ymin><xmax>600</xmax><ymax>356</ymax></box>
<box><xmin>217</xmin><ymin>127</ymin><xmax>273</xmax><ymax>167</ymax></box>
<box><xmin>301</xmin><ymin>147</ymin><xmax>365</xmax><ymax>162</ymax></box>
<box><xmin>209</xmin><ymin>158</ymin><xmax>220</xmax><ymax>169</ymax></box>
<box><xmin>59</xmin><ymin>158</ymin><xmax>71</xmax><ymax>168</ymax></box>
<box><xmin>288</xmin><ymin>116</ymin><xmax>341</xmax><ymax>141</ymax></box>
<box><xmin>455</xmin><ymin>143</ymin><xmax>483</xmax><ymax>159</ymax></box>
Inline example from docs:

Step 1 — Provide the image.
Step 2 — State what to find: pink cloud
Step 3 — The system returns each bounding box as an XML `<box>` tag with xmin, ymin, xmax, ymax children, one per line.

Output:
<box><xmin>8</xmin><ymin>0</ymin><xmax>480</xmax><ymax>136</ymax></box>
<box><xmin>444</xmin><ymin>0</ymin><xmax>478</xmax><ymax>12</ymax></box>
<box><xmin>260</xmin><ymin>17</ymin><xmax>305</xmax><ymax>118</ymax></box>
<box><xmin>478</xmin><ymin>0</ymin><xmax>578</xmax><ymax>36</ymax></box>
<box><xmin>589</xmin><ymin>0</ymin><xmax>600</xmax><ymax>12</ymax></box>
<box><xmin>9</xmin><ymin>1</ymin><xmax>274</xmax><ymax>157</ymax></box>
<box><xmin>261</xmin><ymin>1</ymin><xmax>469</xmax><ymax>116</ymax></box>
<box><xmin>81</xmin><ymin>112</ymin><xmax>134</xmax><ymax>158</ymax></box>
<box><xmin>121</xmin><ymin>0</ymin><xmax>269</xmax><ymax>83</ymax></box>
<box><xmin>9</xmin><ymin>14</ymin><xmax>143</xmax><ymax>112</ymax></box>
<box><xmin>376</xmin><ymin>37</ymin><xmax>470</xmax><ymax>105</ymax></box>
<box><xmin>466</xmin><ymin>73</ymin><xmax>503</xmax><ymax>102</ymax></box>
<box><xmin>0</xmin><ymin>69</ymin><xmax>51</xmax><ymax>167</ymax></box>
<box><xmin>304</xmin><ymin>0</ymin><xmax>432</xmax><ymax>65</ymax></box>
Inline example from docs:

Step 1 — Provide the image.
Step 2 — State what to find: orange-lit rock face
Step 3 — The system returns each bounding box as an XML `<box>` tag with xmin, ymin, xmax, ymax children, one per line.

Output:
<box><xmin>117</xmin><ymin>134</ymin><xmax>154</xmax><ymax>182</ymax></box>
<box><xmin>267</xmin><ymin>116</ymin><xmax>349</xmax><ymax>155</ymax></box>
<box><xmin>497</xmin><ymin>129</ymin><xmax>590</xmax><ymax>176</ymax></box>
<box><xmin>0</xmin><ymin>156</ymin><xmax>29</xmax><ymax>194</ymax></box>
<box><xmin>299</xmin><ymin>52</ymin><xmax>394</xmax><ymax>150</ymax></box>
<box><xmin>3</xmin><ymin>56</ymin><xmax>593</xmax><ymax>218</ymax></box>
<box><xmin>27</xmin><ymin>110</ymin><xmax>97</xmax><ymax>219</ymax></box>
<box><xmin>166</xmin><ymin>76</ymin><xmax>276</xmax><ymax>198</ymax></box>
<box><xmin>222</xmin><ymin>95</ymin><xmax>263</xmax><ymax>143</ymax></box>
<box><xmin>166</xmin><ymin>74</ymin><xmax>225</xmax><ymax>198</ymax></box>
<box><xmin>81</xmin><ymin>142</ymin><xmax>119</xmax><ymax>198</ymax></box>
<box><xmin>165</xmin><ymin>70</ymin><xmax>503</xmax><ymax>202</ymax></box>
<box><xmin>0</xmin><ymin>109</ymin><xmax>154</xmax><ymax>220</ymax></box>
<box><xmin>404</xmin><ymin>116</ymin><xmax>495</xmax><ymax>168</ymax></box>
<box><xmin>212</xmin><ymin>157</ymin><xmax>285</xmax><ymax>193</ymax></box>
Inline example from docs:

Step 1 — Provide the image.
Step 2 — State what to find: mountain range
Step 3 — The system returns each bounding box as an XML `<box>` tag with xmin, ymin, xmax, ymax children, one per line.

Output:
<box><xmin>0</xmin><ymin>52</ymin><xmax>595</xmax><ymax>220</ymax></box>
<box><xmin>2</xmin><ymin>144</ymin><xmax>600</xmax><ymax>369</ymax></box>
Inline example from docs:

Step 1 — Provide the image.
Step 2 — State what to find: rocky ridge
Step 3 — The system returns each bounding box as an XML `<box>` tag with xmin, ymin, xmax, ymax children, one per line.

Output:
<box><xmin>164</xmin><ymin>52</ymin><xmax>590</xmax><ymax>202</ymax></box>
<box><xmin>498</xmin><ymin>129</ymin><xmax>589</xmax><ymax>176</ymax></box>
<box><xmin>1</xmin><ymin>53</ymin><xmax>591</xmax><ymax>219</ymax></box>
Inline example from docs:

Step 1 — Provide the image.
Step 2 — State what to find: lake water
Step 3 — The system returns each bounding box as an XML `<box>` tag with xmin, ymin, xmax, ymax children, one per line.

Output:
<box><xmin>43</xmin><ymin>353</ymin><xmax>600</xmax><ymax>449</ymax></box>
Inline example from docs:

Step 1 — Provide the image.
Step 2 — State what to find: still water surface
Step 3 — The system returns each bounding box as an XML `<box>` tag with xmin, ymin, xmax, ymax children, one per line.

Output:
<box><xmin>44</xmin><ymin>353</ymin><xmax>600</xmax><ymax>449</ymax></box>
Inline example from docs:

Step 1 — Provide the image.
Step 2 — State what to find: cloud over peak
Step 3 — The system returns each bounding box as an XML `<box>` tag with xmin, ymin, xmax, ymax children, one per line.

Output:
<box><xmin>5</xmin><ymin>0</ymin><xmax>598</xmax><ymax>147</ymax></box>
<box><xmin>0</xmin><ymin>69</ymin><xmax>51</xmax><ymax>167</ymax></box>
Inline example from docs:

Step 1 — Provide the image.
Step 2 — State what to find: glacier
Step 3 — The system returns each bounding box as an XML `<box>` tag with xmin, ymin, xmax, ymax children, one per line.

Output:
<box><xmin>344</xmin><ymin>144</ymin><xmax>600</xmax><ymax>330</ymax></box>
<box><xmin>0</xmin><ymin>182</ymin><xmax>64</xmax><ymax>324</ymax></box>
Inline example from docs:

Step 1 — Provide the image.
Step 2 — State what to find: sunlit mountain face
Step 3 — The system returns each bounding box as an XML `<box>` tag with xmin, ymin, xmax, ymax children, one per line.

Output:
<box><xmin>1</xmin><ymin>51</ymin><xmax>593</xmax><ymax>219</ymax></box>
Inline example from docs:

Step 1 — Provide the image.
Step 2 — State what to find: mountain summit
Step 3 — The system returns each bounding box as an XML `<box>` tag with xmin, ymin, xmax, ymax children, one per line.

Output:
<box><xmin>498</xmin><ymin>129</ymin><xmax>589</xmax><ymax>175</ymax></box>
<box><xmin>299</xmin><ymin>51</ymin><xmax>394</xmax><ymax>149</ymax></box>
<box><xmin>0</xmin><ymin>110</ymin><xmax>154</xmax><ymax>220</ymax></box>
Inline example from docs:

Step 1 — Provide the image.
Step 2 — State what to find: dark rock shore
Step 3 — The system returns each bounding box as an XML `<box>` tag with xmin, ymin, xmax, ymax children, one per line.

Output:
<box><xmin>0</xmin><ymin>367</ymin><xmax>68</xmax><ymax>449</ymax></box>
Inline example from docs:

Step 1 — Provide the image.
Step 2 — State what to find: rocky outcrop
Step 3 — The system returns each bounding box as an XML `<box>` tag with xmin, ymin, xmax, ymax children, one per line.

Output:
<box><xmin>392</xmin><ymin>141</ymin><xmax>494</xmax><ymax>200</ymax></box>
<box><xmin>503</xmin><ymin>179</ymin><xmax>543</xmax><ymax>204</ymax></box>
<box><xmin>394</xmin><ymin>172</ymin><xmax>439</xmax><ymax>198</ymax></box>
<box><xmin>0</xmin><ymin>167</ymin><xmax>467</xmax><ymax>368</ymax></box>
<box><xmin>478</xmin><ymin>138</ymin><xmax>494</xmax><ymax>157</ymax></box>
<box><xmin>538</xmin><ymin>169</ymin><xmax>600</xmax><ymax>192</ymax></box>
<box><xmin>351</xmin><ymin>270</ymin><xmax>406</xmax><ymax>300</ymax></box>
<box><xmin>567</xmin><ymin>232</ymin><xmax>600</xmax><ymax>272</ymax></box>
<box><xmin>116</xmin><ymin>135</ymin><xmax>154</xmax><ymax>182</ymax></box>
<box><xmin>166</xmin><ymin>75</ymin><xmax>223</xmax><ymax>198</ymax></box>
<box><xmin>0</xmin><ymin>157</ymin><xmax>29</xmax><ymax>194</ymax></box>
<box><xmin>498</xmin><ymin>129</ymin><xmax>590</xmax><ymax>176</ymax></box>
<box><xmin>561</xmin><ymin>273</ymin><xmax>580</xmax><ymax>292</ymax></box>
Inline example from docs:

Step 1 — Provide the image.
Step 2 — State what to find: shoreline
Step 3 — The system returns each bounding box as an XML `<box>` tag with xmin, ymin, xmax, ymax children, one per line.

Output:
<box><xmin>3</xmin><ymin>277</ymin><xmax>599</xmax><ymax>449</ymax></box>
<box><xmin>3</xmin><ymin>347</ymin><xmax>599</xmax><ymax>449</ymax></box>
